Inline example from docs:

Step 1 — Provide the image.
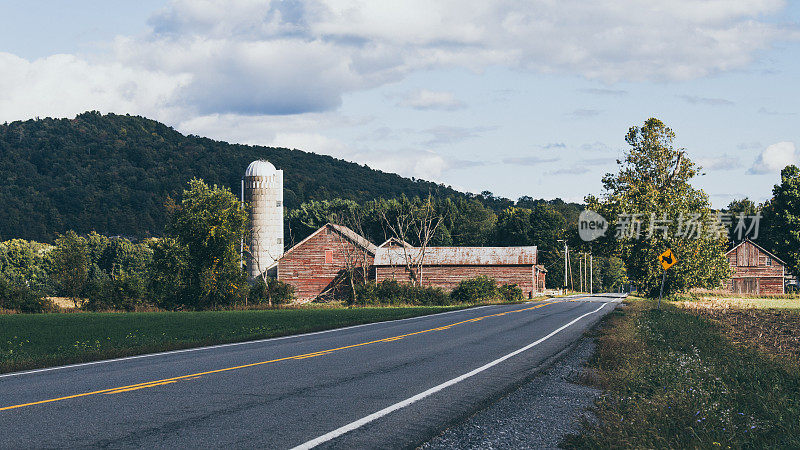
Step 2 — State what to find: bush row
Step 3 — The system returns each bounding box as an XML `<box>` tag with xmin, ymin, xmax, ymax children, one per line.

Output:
<box><xmin>349</xmin><ymin>276</ymin><xmax>526</xmax><ymax>306</ymax></box>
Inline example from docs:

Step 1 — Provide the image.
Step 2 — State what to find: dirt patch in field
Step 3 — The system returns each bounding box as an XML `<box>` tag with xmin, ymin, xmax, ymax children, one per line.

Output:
<box><xmin>680</xmin><ymin>301</ymin><xmax>800</xmax><ymax>363</ymax></box>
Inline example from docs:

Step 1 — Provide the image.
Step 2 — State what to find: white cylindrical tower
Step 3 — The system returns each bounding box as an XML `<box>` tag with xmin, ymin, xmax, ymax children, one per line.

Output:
<box><xmin>243</xmin><ymin>160</ymin><xmax>284</xmax><ymax>278</ymax></box>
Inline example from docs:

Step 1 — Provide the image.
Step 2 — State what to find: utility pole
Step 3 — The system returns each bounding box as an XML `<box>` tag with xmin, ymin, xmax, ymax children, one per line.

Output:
<box><xmin>558</xmin><ymin>239</ymin><xmax>567</xmax><ymax>292</ymax></box>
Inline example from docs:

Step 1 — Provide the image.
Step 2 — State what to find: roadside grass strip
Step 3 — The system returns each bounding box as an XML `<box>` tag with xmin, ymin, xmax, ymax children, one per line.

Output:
<box><xmin>563</xmin><ymin>299</ymin><xmax>800</xmax><ymax>449</ymax></box>
<box><xmin>0</xmin><ymin>299</ymin><xmax>574</xmax><ymax>412</ymax></box>
<box><xmin>0</xmin><ymin>306</ymin><xmax>474</xmax><ymax>374</ymax></box>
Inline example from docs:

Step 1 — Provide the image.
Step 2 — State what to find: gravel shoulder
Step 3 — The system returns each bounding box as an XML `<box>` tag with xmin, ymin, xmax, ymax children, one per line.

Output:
<box><xmin>421</xmin><ymin>336</ymin><xmax>599</xmax><ymax>449</ymax></box>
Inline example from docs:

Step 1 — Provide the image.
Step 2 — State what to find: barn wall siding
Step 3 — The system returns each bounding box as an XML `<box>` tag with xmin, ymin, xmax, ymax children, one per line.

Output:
<box><xmin>725</xmin><ymin>241</ymin><xmax>785</xmax><ymax>294</ymax></box>
<box><xmin>277</xmin><ymin>226</ymin><xmax>374</xmax><ymax>299</ymax></box>
<box><xmin>375</xmin><ymin>265</ymin><xmax>536</xmax><ymax>295</ymax></box>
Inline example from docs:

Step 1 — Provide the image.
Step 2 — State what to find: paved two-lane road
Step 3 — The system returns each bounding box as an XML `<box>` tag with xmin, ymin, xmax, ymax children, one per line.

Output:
<box><xmin>0</xmin><ymin>295</ymin><xmax>622</xmax><ymax>448</ymax></box>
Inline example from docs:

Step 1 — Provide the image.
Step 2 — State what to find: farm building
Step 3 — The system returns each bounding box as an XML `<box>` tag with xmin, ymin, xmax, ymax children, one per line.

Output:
<box><xmin>277</xmin><ymin>223</ymin><xmax>376</xmax><ymax>300</ymax></box>
<box><xmin>277</xmin><ymin>224</ymin><xmax>546</xmax><ymax>300</ymax></box>
<box><xmin>725</xmin><ymin>239</ymin><xmax>786</xmax><ymax>295</ymax></box>
<box><xmin>373</xmin><ymin>239</ymin><xmax>544</xmax><ymax>298</ymax></box>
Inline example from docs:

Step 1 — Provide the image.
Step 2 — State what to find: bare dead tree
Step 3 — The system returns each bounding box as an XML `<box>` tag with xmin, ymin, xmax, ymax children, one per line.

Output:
<box><xmin>380</xmin><ymin>196</ymin><xmax>443</xmax><ymax>287</ymax></box>
<box><xmin>329</xmin><ymin>208</ymin><xmax>373</xmax><ymax>304</ymax></box>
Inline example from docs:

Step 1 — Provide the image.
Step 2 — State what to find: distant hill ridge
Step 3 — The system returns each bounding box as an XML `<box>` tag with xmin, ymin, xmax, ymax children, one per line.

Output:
<box><xmin>0</xmin><ymin>111</ymin><xmax>465</xmax><ymax>241</ymax></box>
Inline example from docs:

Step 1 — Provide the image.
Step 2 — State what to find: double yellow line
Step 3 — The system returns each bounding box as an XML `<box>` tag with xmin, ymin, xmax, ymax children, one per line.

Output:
<box><xmin>1</xmin><ymin>299</ymin><xmax>577</xmax><ymax>412</ymax></box>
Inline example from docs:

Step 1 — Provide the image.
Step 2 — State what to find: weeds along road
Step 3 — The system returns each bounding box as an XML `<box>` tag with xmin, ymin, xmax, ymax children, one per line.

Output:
<box><xmin>0</xmin><ymin>295</ymin><xmax>622</xmax><ymax>448</ymax></box>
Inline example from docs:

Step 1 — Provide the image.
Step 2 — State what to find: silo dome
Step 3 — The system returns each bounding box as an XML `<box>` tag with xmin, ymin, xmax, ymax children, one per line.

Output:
<box><xmin>245</xmin><ymin>160</ymin><xmax>277</xmax><ymax>177</ymax></box>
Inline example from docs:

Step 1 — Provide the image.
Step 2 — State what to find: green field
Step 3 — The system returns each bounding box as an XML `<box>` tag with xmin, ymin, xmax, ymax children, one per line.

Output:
<box><xmin>0</xmin><ymin>306</ymin><xmax>465</xmax><ymax>373</ymax></box>
<box><xmin>563</xmin><ymin>298</ymin><xmax>800</xmax><ymax>448</ymax></box>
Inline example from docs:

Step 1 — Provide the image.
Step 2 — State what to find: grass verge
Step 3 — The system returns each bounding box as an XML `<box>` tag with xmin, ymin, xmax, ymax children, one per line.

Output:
<box><xmin>0</xmin><ymin>306</ymin><xmax>468</xmax><ymax>374</ymax></box>
<box><xmin>563</xmin><ymin>298</ymin><xmax>800</xmax><ymax>448</ymax></box>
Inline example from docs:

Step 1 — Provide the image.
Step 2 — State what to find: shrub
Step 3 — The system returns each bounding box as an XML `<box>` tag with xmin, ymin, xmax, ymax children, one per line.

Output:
<box><xmin>499</xmin><ymin>283</ymin><xmax>524</xmax><ymax>302</ymax></box>
<box><xmin>249</xmin><ymin>278</ymin><xmax>295</xmax><ymax>306</ymax></box>
<box><xmin>0</xmin><ymin>276</ymin><xmax>54</xmax><ymax>313</ymax></box>
<box><xmin>354</xmin><ymin>280</ymin><xmax>451</xmax><ymax>306</ymax></box>
<box><xmin>83</xmin><ymin>273</ymin><xmax>145</xmax><ymax>311</ymax></box>
<box><xmin>450</xmin><ymin>276</ymin><xmax>498</xmax><ymax>303</ymax></box>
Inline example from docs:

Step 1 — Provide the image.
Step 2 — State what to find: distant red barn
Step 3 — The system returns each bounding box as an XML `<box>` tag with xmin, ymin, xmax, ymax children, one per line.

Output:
<box><xmin>277</xmin><ymin>223</ymin><xmax>376</xmax><ymax>300</ymax></box>
<box><xmin>278</xmin><ymin>224</ymin><xmax>547</xmax><ymax>301</ymax></box>
<box><xmin>725</xmin><ymin>239</ymin><xmax>786</xmax><ymax>295</ymax></box>
<box><xmin>373</xmin><ymin>241</ymin><xmax>545</xmax><ymax>298</ymax></box>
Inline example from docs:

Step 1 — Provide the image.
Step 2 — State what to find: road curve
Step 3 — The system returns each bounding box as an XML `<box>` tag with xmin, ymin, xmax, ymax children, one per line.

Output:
<box><xmin>0</xmin><ymin>294</ymin><xmax>621</xmax><ymax>448</ymax></box>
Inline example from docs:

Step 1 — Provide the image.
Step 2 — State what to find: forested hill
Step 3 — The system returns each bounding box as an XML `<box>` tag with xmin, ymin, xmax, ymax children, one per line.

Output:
<box><xmin>0</xmin><ymin>112</ymin><xmax>469</xmax><ymax>241</ymax></box>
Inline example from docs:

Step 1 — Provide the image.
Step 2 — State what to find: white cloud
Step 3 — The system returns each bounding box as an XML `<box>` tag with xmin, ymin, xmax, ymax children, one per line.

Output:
<box><xmin>398</xmin><ymin>89</ymin><xmax>465</xmax><ymax>111</ymax></box>
<box><xmin>2</xmin><ymin>0</ymin><xmax>795</xmax><ymax>122</ymax></box>
<box><xmin>567</xmin><ymin>109</ymin><xmax>602</xmax><ymax>118</ymax></box>
<box><xmin>502</xmin><ymin>156</ymin><xmax>559</xmax><ymax>165</ymax></box>
<box><xmin>177</xmin><ymin>112</ymin><xmax>468</xmax><ymax>181</ymax></box>
<box><xmin>0</xmin><ymin>52</ymin><xmax>190</xmax><ymax>123</ymax></box>
<box><xmin>749</xmin><ymin>141</ymin><xmax>797</xmax><ymax>174</ymax></box>
<box><xmin>678</xmin><ymin>95</ymin><xmax>735</xmax><ymax>106</ymax></box>
<box><xmin>421</xmin><ymin>125</ymin><xmax>494</xmax><ymax>146</ymax></box>
<box><xmin>697</xmin><ymin>154</ymin><xmax>742</xmax><ymax>170</ymax></box>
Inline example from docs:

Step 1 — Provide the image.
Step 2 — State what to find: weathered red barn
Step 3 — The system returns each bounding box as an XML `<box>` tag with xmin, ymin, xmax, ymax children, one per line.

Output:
<box><xmin>373</xmin><ymin>241</ymin><xmax>545</xmax><ymax>298</ymax></box>
<box><xmin>277</xmin><ymin>223</ymin><xmax>376</xmax><ymax>300</ymax></box>
<box><xmin>725</xmin><ymin>239</ymin><xmax>786</xmax><ymax>295</ymax></box>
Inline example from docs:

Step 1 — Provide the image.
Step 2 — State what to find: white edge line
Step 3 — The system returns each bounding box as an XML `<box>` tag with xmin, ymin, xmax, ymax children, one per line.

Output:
<box><xmin>291</xmin><ymin>301</ymin><xmax>612</xmax><ymax>450</ymax></box>
<box><xmin>1</xmin><ymin>304</ymin><xmax>509</xmax><ymax>379</ymax></box>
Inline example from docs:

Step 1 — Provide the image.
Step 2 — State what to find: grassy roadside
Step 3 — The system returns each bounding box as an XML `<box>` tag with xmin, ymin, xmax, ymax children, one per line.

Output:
<box><xmin>0</xmin><ymin>306</ymin><xmax>471</xmax><ymax>374</ymax></box>
<box><xmin>563</xmin><ymin>298</ymin><xmax>800</xmax><ymax>448</ymax></box>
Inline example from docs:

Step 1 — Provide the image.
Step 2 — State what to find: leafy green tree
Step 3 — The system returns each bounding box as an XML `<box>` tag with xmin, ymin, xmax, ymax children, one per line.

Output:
<box><xmin>149</xmin><ymin>237</ymin><xmax>191</xmax><ymax>310</ymax></box>
<box><xmin>599</xmin><ymin>256</ymin><xmax>626</xmax><ymax>292</ymax></box>
<box><xmin>495</xmin><ymin>204</ymin><xmax>568</xmax><ymax>288</ymax></box>
<box><xmin>761</xmin><ymin>165</ymin><xmax>800</xmax><ymax>276</ymax></box>
<box><xmin>588</xmin><ymin>118</ymin><xmax>729</xmax><ymax>297</ymax></box>
<box><xmin>0</xmin><ymin>274</ymin><xmax>53</xmax><ymax>313</ymax></box>
<box><xmin>161</xmin><ymin>179</ymin><xmax>249</xmax><ymax>309</ymax></box>
<box><xmin>448</xmin><ymin>198</ymin><xmax>496</xmax><ymax>246</ymax></box>
<box><xmin>0</xmin><ymin>239</ymin><xmax>53</xmax><ymax>294</ymax></box>
<box><xmin>495</xmin><ymin>207</ymin><xmax>533</xmax><ymax>245</ymax></box>
<box><xmin>49</xmin><ymin>231</ymin><xmax>89</xmax><ymax>307</ymax></box>
<box><xmin>725</xmin><ymin>198</ymin><xmax>760</xmax><ymax>246</ymax></box>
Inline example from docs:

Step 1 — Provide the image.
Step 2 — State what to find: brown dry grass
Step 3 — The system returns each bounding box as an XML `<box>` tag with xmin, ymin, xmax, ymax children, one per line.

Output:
<box><xmin>680</xmin><ymin>300</ymin><xmax>800</xmax><ymax>363</ymax></box>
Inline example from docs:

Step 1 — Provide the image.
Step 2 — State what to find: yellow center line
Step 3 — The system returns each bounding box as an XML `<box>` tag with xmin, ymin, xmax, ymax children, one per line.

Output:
<box><xmin>0</xmin><ymin>298</ymin><xmax>586</xmax><ymax>412</ymax></box>
<box><xmin>105</xmin><ymin>380</ymin><xmax>179</xmax><ymax>395</ymax></box>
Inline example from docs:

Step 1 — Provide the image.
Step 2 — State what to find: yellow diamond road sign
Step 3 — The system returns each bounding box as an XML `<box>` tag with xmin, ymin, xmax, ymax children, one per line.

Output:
<box><xmin>658</xmin><ymin>248</ymin><xmax>677</xmax><ymax>270</ymax></box>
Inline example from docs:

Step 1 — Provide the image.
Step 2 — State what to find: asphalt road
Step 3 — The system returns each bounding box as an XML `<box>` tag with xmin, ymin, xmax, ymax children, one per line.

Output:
<box><xmin>0</xmin><ymin>294</ymin><xmax>622</xmax><ymax>449</ymax></box>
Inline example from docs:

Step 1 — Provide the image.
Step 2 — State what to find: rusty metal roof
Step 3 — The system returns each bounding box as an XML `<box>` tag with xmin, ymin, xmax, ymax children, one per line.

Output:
<box><xmin>328</xmin><ymin>223</ymin><xmax>378</xmax><ymax>254</ymax></box>
<box><xmin>374</xmin><ymin>246</ymin><xmax>537</xmax><ymax>266</ymax></box>
<box><xmin>282</xmin><ymin>223</ymin><xmax>377</xmax><ymax>258</ymax></box>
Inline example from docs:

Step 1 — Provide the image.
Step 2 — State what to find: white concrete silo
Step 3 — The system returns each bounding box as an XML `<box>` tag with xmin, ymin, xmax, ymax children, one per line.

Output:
<box><xmin>243</xmin><ymin>160</ymin><xmax>284</xmax><ymax>278</ymax></box>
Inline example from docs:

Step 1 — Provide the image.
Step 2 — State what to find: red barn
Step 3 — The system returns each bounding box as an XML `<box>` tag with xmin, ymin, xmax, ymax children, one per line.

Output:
<box><xmin>277</xmin><ymin>223</ymin><xmax>376</xmax><ymax>300</ymax></box>
<box><xmin>725</xmin><ymin>239</ymin><xmax>786</xmax><ymax>295</ymax></box>
<box><xmin>373</xmin><ymin>240</ymin><xmax>544</xmax><ymax>298</ymax></box>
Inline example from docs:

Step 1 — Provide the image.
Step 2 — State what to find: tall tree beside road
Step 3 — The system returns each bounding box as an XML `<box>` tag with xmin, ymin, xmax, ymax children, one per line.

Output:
<box><xmin>157</xmin><ymin>179</ymin><xmax>249</xmax><ymax>309</ymax></box>
<box><xmin>588</xmin><ymin>118</ymin><xmax>729</xmax><ymax>297</ymax></box>
<box><xmin>49</xmin><ymin>231</ymin><xmax>89</xmax><ymax>307</ymax></box>
<box><xmin>761</xmin><ymin>165</ymin><xmax>800</xmax><ymax>277</ymax></box>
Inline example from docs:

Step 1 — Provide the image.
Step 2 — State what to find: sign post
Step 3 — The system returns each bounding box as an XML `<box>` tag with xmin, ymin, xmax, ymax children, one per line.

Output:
<box><xmin>657</xmin><ymin>248</ymin><xmax>677</xmax><ymax>309</ymax></box>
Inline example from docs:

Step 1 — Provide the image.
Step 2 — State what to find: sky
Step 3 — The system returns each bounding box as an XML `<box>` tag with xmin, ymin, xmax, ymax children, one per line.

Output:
<box><xmin>1</xmin><ymin>1</ymin><xmax>799</xmax><ymax>207</ymax></box>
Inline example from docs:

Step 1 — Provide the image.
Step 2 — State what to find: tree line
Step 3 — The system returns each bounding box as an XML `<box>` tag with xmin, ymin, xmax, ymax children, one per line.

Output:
<box><xmin>4</xmin><ymin>115</ymin><xmax>799</xmax><ymax>307</ymax></box>
<box><xmin>0</xmin><ymin>111</ymin><xmax>508</xmax><ymax>242</ymax></box>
